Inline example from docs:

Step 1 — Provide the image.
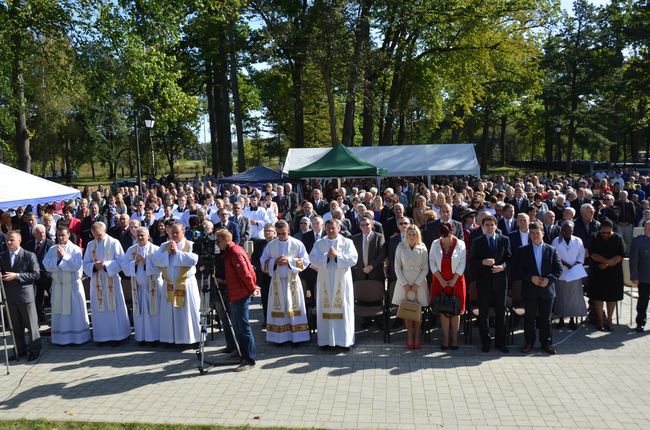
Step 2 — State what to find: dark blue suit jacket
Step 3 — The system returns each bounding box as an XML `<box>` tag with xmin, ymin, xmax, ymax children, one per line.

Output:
<box><xmin>217</xmin><ymin>218</ymin><xmax>240</xmax><ymax>245</ymax></box>
<box><xmin>516</xmin><ymin>242</ymin><xmax>562</xmax><ymax>300</ymax></box>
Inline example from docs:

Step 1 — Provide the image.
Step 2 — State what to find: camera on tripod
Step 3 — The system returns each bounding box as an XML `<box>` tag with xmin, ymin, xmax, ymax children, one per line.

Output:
<box><xmin>193</xmin><ymin>233</ymin><xmax>218</xmax><ymax>292</ymax></box>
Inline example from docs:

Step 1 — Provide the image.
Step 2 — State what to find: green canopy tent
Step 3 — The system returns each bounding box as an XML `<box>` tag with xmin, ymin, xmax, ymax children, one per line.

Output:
<box><xmin>288</xmin><ymin>144</ymin><xmax>387</xmax><ymax>178</ymax></box>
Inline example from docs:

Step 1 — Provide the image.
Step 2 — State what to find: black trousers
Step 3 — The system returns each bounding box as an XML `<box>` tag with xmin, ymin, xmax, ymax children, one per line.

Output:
<box><xmin>478</xmin><ymin>281</ymin><xmax>507</xmax><ymax>348</ymax></box>
<box><xmin>524</xmin><ymin>296</ymin><xmax>554</xmax><ymax>347</ymax></box>
<box><xmin>636</xmin><ymin>283</ymin><xmax>650</xmax><ymax>327</ymax></box>
<box><xmin>8</xmin><ymin>300</ymin><xmax>41</xmax><ymax>355</ymax></box>
<box><xmin>34</xmin><ymin>276</ymin><xmax>52</xmax><ymax>318</ymax></box>
<box><xmin>257</xmin><ymin>272</ymin><xmax>271</xmax><ymax>325</ymax></box>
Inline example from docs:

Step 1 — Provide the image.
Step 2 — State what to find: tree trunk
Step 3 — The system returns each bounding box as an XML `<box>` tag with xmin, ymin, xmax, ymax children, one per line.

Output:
<box><xmin>90</xmin><ymin>161</ymin><xmax>96</xmax><ymax>180</ymax></box>
<box><xmin>361</xmin><ymin>77</ymin><xmax>375</xmax><ymax>146</ymax></box>
<box><xmin>380</xmin><ymin>63</ymin><xmax>402</xmax><ymax>146</ymax></box>
<box><xmin>480</xmin><ymin>107</ymin><xmax>491</xmax><ymax>172</ymax></box>
<box><xmin>228</xmin><ymin>24</ymin><xmax>246</xmax><ymax>172</ymax></box>
<box><xmin>341</xmin><ymin>0</ymin><xmax>372</xmax><ymax>147</ymax></box>
<box><xmin>10</xmin><ymin>3</ymin><xmax>31</xmax><ymax>173</ymax></box>
<box><xmin>322</xmin><ymin>63</ymin><xmax>338</xmax><ymax>146</ymax></box>
<box><xmin>397</xmin><ymin>109</ymin><xmax>406</xmax><ymax>145</ymax></box>
<box><xmin>451</xmin><ymin>106</ymin><xmax>464</xmax><ymax>143</ymax></box>
<box><xmin>499</xmin><ymin>116</ymin><xmax>507</xmax><ymax>165</ymax></box>
<box><xmin>206</xmin><ymin>61</ymin><xmax>220</xmax><ymax>176</ymax></box>
<box><xmin>290</xmin><ymin>60</ymin><xmax>305</xmax><ymax>148</ymax></box>
<box><xmin>216</xmin><ymin>27</ymin><xmax>233</xmax><ymax>176</ymax></box>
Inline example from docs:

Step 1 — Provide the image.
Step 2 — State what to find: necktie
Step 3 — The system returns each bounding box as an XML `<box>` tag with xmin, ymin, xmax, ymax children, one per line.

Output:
<box><xmin>10</xmin><ymin>252</ymin><xmax>16</xmax><ymax>267</ymax></box>
<box><xmin>489</xmin><ymin>236</ymin><xmax>496</xmax><ymax>253</ymax></box>
<box><xmin>363</xmin><ymin>235</ymin><xmax>369</xmax><ymax>267</ymax></box>
<box><xmin>35</xmin><ymin>241</ymin><xmax>42</xmax><ymax>254</ymax></box>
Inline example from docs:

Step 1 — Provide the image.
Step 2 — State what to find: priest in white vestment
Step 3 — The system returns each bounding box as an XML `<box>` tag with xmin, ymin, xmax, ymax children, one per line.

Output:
<box><xmin>151</xmin><ymin>223</ymin><xmax>201</xmax><ymax>344</ymax></box>
<box><xmin>309</xmin><ymin>219</ymin><xmax>358</xmax><ymax>348</ymax></box>
<box><xmin>43</xmin><ymin>225</ymin><xmax>91</xmax><ymax>345</ymax></box>
<box><xmin>121</xmin><ymin>227</ymin><xmax>164</xmax><ymax>344</ymax></box>
<box><xmin>82</xmin><ymin>221</ymin><xmax>131</xmax><ymax>343</ymax></box>
<box><xmin>243</xmin><ymin>195</ymin><xmax>270</xmax><ymax>239</ymax></box>
<box><xmin>260</xmin><ymin>220</ymin><xmax>310</xmax><ymax>344</ymax></box>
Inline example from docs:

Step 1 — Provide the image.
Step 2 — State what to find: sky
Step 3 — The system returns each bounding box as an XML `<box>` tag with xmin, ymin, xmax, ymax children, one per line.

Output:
<box><xmin>198</xmin><ymin>0</ymin><xmax>614</xmax><ymax>145</ymax></box>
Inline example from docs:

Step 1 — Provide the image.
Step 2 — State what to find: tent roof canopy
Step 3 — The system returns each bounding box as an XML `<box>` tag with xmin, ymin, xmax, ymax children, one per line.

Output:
<box><xmin>217</xmin><ymin>165</ymin><xmax>288</xmax><ymax>184</ymax></box>
<box><xmin>0</xmin><ymin>163</ymin><xmax>81</xmax><ymax>211</ymax></box>
<box><xmin>287</xmin><ymin>144</ymin><xmax>387</xmax><ymax>178</ymax></box>
<box><xmin>283</xmin><ymin>144</ymin><xmax>479</xmax><ymax>177</ymax></box>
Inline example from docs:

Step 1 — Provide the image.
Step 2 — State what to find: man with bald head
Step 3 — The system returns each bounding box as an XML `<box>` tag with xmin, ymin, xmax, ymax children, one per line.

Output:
<box><xmin>83</xmin><ymin>222</ymin><xmax>131</xmax><ymax>344</ymax></box>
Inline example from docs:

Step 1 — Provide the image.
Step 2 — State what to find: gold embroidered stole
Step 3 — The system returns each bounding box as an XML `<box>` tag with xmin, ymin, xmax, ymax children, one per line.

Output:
<box><xmin>318</xmin><ymin>238</ymin><xmax>345</xmax><ymax>320</ymax></box>
<box><xmin>160</xmin><ymin>240</ymin><xmax>191</xmax><ymax>308</ymax></box>
<box><xmin>92</xmin><ymin>240</ymin><xmax>116</xmax><ymax>312</ymax></box>
<box><xmin>269</xmin><ymin>239</ymin><xmax>304</xmax><ymax>318</ymax></box>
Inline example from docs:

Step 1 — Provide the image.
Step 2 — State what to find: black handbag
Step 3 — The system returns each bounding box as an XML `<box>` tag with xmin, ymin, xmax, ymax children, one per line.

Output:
<box><xmin>432</xmin><ymin>293</ymin><xmax>460</xmax><ymax>316</ymax></box>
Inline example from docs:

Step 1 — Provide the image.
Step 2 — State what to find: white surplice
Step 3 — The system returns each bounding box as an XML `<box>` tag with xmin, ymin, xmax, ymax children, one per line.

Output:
<box><xmin>243</xmin><ymin>206</ymin><xmax>269</xmax><ymax>239</ymax></box>
<box><xmin>43</xmin><ymin>242</ymin><xmax>91</xmax><ymax>345</ymax></box>
<box><xmin>309</xmin><ymin>235</ymin><xmax>358</xmax><ymax>347</ymax></box>
<box><xmin>82</xmin><ymin>236</ymin><xmax>131</xmax><ymax>342</ymax></box>
<box><xmin>260</xmin><ymin>236</ymin><xmax>310</xmax><ymax>343</ymax></box>
<box><xmin>151</xmin><ymin>239</ymin><xmax>200</xmax><ymax>344</ymax></box>
<box><xmin>121</xmin><ymin>242</ymin><xmax>164</xmax><ymax>342</ymax></box>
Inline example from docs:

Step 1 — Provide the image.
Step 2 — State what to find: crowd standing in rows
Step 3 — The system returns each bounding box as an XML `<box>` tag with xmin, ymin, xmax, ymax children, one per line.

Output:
<box><xmin>2</xmin><ymin>167</ymin><xmax>650</xmax><ymax>370</ymax></box>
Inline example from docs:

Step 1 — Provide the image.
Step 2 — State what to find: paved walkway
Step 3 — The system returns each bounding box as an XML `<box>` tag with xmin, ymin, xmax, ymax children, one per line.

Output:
<box><xmin>1</xmin><ymin>295</ymin><xmax>650</xmax><ymax>429</ymax></box>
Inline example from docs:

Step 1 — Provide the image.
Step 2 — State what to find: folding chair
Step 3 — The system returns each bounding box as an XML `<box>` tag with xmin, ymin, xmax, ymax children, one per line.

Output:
<box><xmin>623</xmin><ymin>258</ymin><xmax>639</xmax><ymax>326</ymax></box>
<box><xmin>353</xmin><ymin>280</ymin><xmax>389</xmax><ymax>343</ymax></box>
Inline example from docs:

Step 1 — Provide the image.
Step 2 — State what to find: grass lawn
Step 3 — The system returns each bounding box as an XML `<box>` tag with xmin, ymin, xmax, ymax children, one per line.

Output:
<box><xmin>0</xmin><ymin>419</ymin><xmax>301</xmax><ymax>430</ymax></box>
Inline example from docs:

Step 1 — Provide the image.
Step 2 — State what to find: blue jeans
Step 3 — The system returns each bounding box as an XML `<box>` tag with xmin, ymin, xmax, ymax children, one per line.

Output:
<box><xmin>230</xmin><ymin>296</ymin><xmax>256</xmax><ymax>364</ymax></box>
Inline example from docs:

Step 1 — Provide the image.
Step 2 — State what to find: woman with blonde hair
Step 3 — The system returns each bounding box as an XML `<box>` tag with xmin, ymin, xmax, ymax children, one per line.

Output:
<box><xmin>430</xmin><ymin>222</ymin><xmax>467</xmax><ymax>350</ymax></box>
<box><xmin>392</xmin><ymin>225</ymin><xmax>430</xmax><ymax>350</ymax></box>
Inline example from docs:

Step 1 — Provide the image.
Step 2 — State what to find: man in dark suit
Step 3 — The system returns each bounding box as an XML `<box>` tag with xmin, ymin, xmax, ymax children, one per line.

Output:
<box><xmin>470</xmin><ymin>215</ymin><xmax>512</xmax><ymax>353</ymax></box>
<box><xmin>284</xmin><ymin>183</ymin><xmax>299</xmax><ymax>224</ymax></box>
<box><xmin>541</xmin><ymin>211</ymin><xmax>561</xmax><ymax>245</ymax></box>
<box><xmin>22</xmin><ymin>225</ymin><xmax>54</xmax><ymax>323</ymax></box>
<box><xmin>0</xmin><ymin>231</ymin><xmax>41</xmax><ymax>361</ymax></box>
<box><xmin>352</xmin><ymin>221</ymin><xmax>386</xmax><ymax>282</ymax></box>
<box><xmin>311</xmin><ymin>189</ymin><xmax>329</xmax><ymax>216</ymax></box>
<box><xmin>383</xmin><ymin>203</ymin><xmax>406</xmax><ymax>239</ymax></box>
<box><xmin>232</xmin><ymin>202</ymin><xmax>250</xmax><ymax>245</ymax></box>
<box><xmin>423</xmin><ymin>204</ymin><xmax>462</xmax><ymax>250</ymax></box>
<box><xmin>300</xmin><ymin>216</ymin><xmax>325</xmax><ymax>300</ymax></box>
<box><xmin>508</xmin><ymin>188</ymin><xmax>530</xmax><ymax>215</ymax></box>
<box><xmin>215</xmin><ymin>208</ymin><xmax>240</xmax><ymax>245</ymax></box>
<box><xmin>508</xmin><ymin>213</ymin><xmax>531</xmax><ymax>253</ymax></box>
<box><xmin>573</xmin><ymin>203</ymin><xmax>600</xmax><ymax>250</ymax></box>
<box><xmin>80</xmin><ymin>202</ymin><xmax>107</xmax><ymax>249</ymax></box>
<box><xmin>497</xmin><ymin>204</ymin><xmax>516</xmax><ymax>235</ymax></box>
<box><xmin>518</xmin><ymin>223</ymin><xmax>563</xmax><ymax>354</ymax></box>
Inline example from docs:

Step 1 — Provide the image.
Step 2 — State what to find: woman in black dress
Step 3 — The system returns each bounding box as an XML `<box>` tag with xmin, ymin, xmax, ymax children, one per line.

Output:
<box><xmin>587</xmin><ymin>219</ymin><xmax>625</xmax><ymax>331</ymax></box>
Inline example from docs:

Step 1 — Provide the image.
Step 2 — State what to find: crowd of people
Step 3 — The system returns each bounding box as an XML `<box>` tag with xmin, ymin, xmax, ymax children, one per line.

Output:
<box><xmin>1</xmin><ymin>167</ymin><xmax>650</xmax><ymax>370</ymax></box>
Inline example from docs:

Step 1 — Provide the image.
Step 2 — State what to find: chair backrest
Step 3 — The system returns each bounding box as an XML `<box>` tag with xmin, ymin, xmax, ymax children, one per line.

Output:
<box><xmin>633</xmin><ymin>227</ymin><xmax>644</xmax><ymax>238</ymax></box>
<box><xmin>622</xmin><ymin>258</ymin><xmax>634</xmax><ymax>287</ymax></box>
<box><xmin>353</xmin><ymin>280</ymin><xmax>385</xmax><ymax>304</ymax></box>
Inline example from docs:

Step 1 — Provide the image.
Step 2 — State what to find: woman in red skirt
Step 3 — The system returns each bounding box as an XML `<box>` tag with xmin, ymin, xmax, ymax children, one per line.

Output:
<box><xmin>429</xmin><ymin>222</ymin><xmax>467</xmax><ymax>350</ymax></box>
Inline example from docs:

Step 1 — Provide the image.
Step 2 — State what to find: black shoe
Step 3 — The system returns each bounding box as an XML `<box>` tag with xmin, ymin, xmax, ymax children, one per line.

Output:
<box><xmin>604</xmin><ymin>324</ymin><xmax>613</xmax><ymax>332</ymax></box>
<box><xmin>319</xmin><ymin>345</ymin><xmax>331</xmax><ymax>351</ymax></box>
<box><xmin>8</xmin><ymin>354</ymin><xmax>20</xmax><ymax>362</ymax></box>
<box><xmin>568</xmin><ymin>320</ymin><xmax>578</xmax><ymax>330</ymax></box>
<box><xmin>497</xmin><ymin>346</ymin><xmax>509</xmax><ymax>353</ymax></box>
<box><xmin>481</xmin><ymin>344</ymin><xmax>490</xmax><ymax>353</ymax></box>
<box><xmin>635</xmin><ymin>325</ymin><xmax>644</xmax><ymax>333</ymax></box>
<box><xmin>449</xmin><ymin>345</ymin><xmax>459</xmax><ymax>351</ymax></box>
<box><xmin>137</xmin><ymin>341</ymin><xmax>146</xmax><ymax>347</ymax></box>
<box><xmin>440</xmin><ymin>344</ymin><xmax>449</xmax><ymax>351</ymax></box>
<box><xmin>234</xmin><ymin>361</ymin><xmax>255</xmax><ymax>372</ymax></box>
<box><xmin>556</xmin><ymin>318</ymin><xmax>565</xmax><ymax>328</ymax></box>
<box><xmin>27</xmin><ymin>352</ymin><xmax>40</xmax><ymax>362</ymax></box>
<box><xmin>110</xmin><ymin>341</ymin><xmax>121</xmax><ymax>347</ymax></box>
<box><xmin>219</xmin><ymin>346</ymin><xmax>236</xmax><ymax>354</ymax></box>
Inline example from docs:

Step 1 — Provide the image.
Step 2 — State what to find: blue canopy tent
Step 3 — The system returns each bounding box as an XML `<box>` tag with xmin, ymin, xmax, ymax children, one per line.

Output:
<box><xmin>0</xmin><ymin>163</ymin><xmax>81</xmax><ymax>211</ymax></box>
<box><xmin>217</xmin><ymin>165</ymin><xmax>288</xmax><ymax>184</ymax></box>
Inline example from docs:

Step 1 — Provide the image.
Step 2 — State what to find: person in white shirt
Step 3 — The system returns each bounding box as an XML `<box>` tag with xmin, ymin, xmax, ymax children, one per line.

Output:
<box><xmin>243</xmin><ymin>196</ymin><xmax>270</xmax><ymax>239</ymax></box>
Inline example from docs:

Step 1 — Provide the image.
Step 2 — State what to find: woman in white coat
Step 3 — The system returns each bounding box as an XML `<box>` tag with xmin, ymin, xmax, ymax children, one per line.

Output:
<box><xmin>551</xmin><ymin>220</ymin><xmax>588</xmax><ymax>329</ymax></box>
<box><xmin>392</xmin><ymin>225</ymin><xmax>430</xmax><ymax>350</ymax></box>
<box><xmin>429</xmin><ymin>222</ymin><xmax>467</xmax><ymax>350</ymax></box>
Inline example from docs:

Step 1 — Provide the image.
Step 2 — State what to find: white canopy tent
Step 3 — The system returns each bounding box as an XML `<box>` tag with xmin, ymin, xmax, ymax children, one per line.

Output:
<box><xmin>282</xmin><ymin>144</ymin><xmax>480</xmax><ymax>180</ymax></box>
<box><xmin>0</xmin><ymin>163</ymin><xmax>81</xmax><ymax>211</ymax></box>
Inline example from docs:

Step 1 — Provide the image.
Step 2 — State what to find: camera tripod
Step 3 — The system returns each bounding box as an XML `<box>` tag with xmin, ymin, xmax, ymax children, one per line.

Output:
<box><xmin>196</xmin><ymin>269</ymin><xmax>241</xmax><ymax>375</ymax></box>
<box><xmin>0</xmin><ymin>276</ymin><xmax>19</xmax><ymax>375</ymax></box>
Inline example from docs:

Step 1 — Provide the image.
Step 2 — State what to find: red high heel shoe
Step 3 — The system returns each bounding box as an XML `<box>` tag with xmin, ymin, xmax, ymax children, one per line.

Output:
<box><xmin>413</xmin><ymin>344</ymin><xmax>421</xmax><ymax>350</ymax></box>
<box><xmin>407</xmin><ymin>344</ymin><xmax>414</xmax><ymax>350</ymax></box>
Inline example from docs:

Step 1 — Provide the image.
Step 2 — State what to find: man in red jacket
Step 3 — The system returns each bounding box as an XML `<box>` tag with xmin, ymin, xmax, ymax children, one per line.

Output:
<box><xmin>216</xmin><ymin>229</ymin><xmax>259</xmax><ymax>372</ymax></box>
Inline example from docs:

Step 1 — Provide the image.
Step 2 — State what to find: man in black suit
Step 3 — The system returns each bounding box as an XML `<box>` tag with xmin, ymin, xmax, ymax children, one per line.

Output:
<box><xmin>283</xmin><ymin>183</ymin><xmax>299</xmax><ymax>224</ymax></box>
<box><xmin>518</xmin><ymin>223</ymin><xmax>563</xmax><ymax>354</ymax></box>
<box><xmin>541</xmin><ymin>211</ymin><xmax>560</xmax><ymax>245</ymax></box>
<box><xmin>508</xmin><ymin>213</ymin><xmax>531</xmax><ymax>253</ymax></box>
<box><xmin>497</xmin><ymin>204</ymin><xmax>516</xmax><ymax>235</ymax></box>
<box><xmin>508</xmin><ymin>187</ymin><xmax>530</xmax><ymax>215</ymax></box>
<box><xmin>470</xmin><ymin>215</ymin><xmax>512</xmax><ymax>353</ymax></box>
<box><xmin>215</xmin><ymin>208</ymin><xmax>240</xmax><ymax>244</ymax></box>
<box><xmin>232</xmin><ymin>203</ymin><xmax>250</xmax><ymax>245</ymax></box>
<box><xmin>300</xmin><ymin>216</ymin><xmax>325</xmax><ymax>301</ymax></box>
<box><xmin>423</xmin><ymin>204</ymin><xmax>462</xmax><ymax>250</ymax></box>
<box><xmin>0</xmin><ymin>231</ymin><xmax>41</xmax><ymax>361</ymax></box>
<box><xmin>573</xmin><ymin>203</ymin><xmax>599</xmax><ymax>250</ymax></box>
<box><xmin>351</xmin><ymin>221</ymin><xmax>386</xmax><ymax>282</ymax></box>
<box><xmin>251</xmin><ymin>223</ymin><xmax>276</xmax><ymax>328</ymax></box>
<box><xmin>383</xmin><ymin>203</ymin><xmax>406</xmax><ymax>239</ymax></box>
<box><xmin>80</xmin><ymin>202</ymin><xmax>107</xmax><ymax>248</ymax></box>
<box><xmin>22</xmin><ymin>225</ymin><xmax>55</xmax><ymax>324</ymax></box>
<box><xmin>311</xmin><ymin>189</ymin><xmax>329</xmax><ymax>216</ymax></box>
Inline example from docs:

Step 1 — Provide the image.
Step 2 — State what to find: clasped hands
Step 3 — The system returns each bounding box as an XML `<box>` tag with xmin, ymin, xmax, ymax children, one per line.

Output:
<box><xmin>597</xmin><ymin>258</ymin><xmax>616</xmax><ymax>270</ymax></box>
<box><xmin>93</xmin><ymin>260</ymin><xmax>105</xmax><ymax>271</ymax></box>
<box><xmin>275</xmin><ymin>255</ymin><xmax>289</xmax><ymax>266</ymax></box>
<box><xmin>531</xmin><ymin>275</ymin><xmax>549</xmax><ymax>288</ymax></box>
<box><xmin>403</xmin><ymin>283</ymin><xmax>419</xmax><ymax>292</ymax></box>
<box><xmin>327</xmin><ymin>247</ymin><xmax>338</xmax><ymax>259</ymax></box>
<box><xmin>482</xmin><ymin>258</ymin><xmax>504</xmax><ymax>273</ymax></box>
<box><xmin>168</xmin><ymin>241</ymin><xmax>178</xmax><ymax>254</ymax></box>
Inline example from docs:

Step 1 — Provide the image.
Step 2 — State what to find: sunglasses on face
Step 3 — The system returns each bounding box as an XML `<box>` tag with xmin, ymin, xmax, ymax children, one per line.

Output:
<box><xmin>399</xmin><ymin>222</ymin><xmax>410</xmax><ymax>225</ymax></box>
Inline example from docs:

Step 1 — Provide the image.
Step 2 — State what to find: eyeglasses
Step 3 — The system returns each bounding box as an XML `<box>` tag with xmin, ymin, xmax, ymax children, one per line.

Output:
<box><xmin>398</xmin><ymin>222</ymin><xmax>410</xmax><ymax>225</ymax></box>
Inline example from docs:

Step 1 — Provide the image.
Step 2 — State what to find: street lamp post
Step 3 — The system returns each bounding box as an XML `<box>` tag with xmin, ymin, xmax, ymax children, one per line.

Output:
<box><xmin>134</xmin><ymin>106</ymin><xmax>155</xmax><ymax>199</ymax></box>
<box><xmin>554</xmin><ymin>125</ymin><xmax>562</xmax><ymax>164</ymax></box>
